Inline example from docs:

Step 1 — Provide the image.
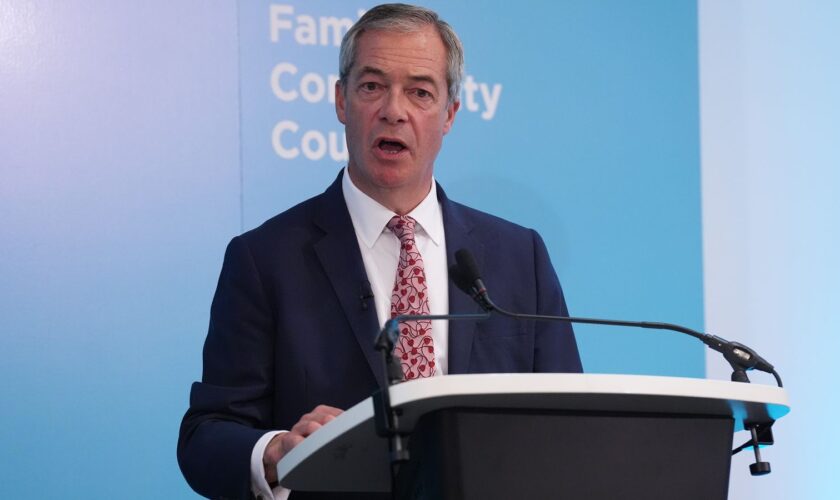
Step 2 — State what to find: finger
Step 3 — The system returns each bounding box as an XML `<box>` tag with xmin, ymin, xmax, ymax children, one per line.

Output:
<box><xmin>301</xmin><ymin>407</ymin><xmax>342</xmax><ymax>425</ymax></box>
<box><xmin>263</xmin><ymin>433</ymin><xmax>286</xmax><ymax>464</ymax></box>
<box><xmin>302</xmin><ymin>413</ymin><xmax>337</xmax><ymax>426</ymax></box>
<box><xmin>263</xmin><ymin>434</ymin><xmax>288</xmax><ymax>483</ymax></box>
<box><xmin>291</xmin><ymin>419</ymin><xmax>323</xmax><ymax>437</ymax></box>
<box><xmin>263</xmin><ymin>433</ymin><xmax>303</xmax><ymax>484</ymax></box>
<box><xmin>280</xmin><ymin>432</ymin><xmax>305</xmax><ymax>454</ymax></box>
<box><xmin>312</xmin><ymin>404</ymin><xmax>344</xmax><ymax>417</ymax></box>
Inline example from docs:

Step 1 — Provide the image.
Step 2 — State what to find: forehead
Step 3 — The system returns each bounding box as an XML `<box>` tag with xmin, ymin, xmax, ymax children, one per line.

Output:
<box><xmin>351</xmin><ymin>26</ymin><xmax>448</xmax><ymax>84</ymax></box>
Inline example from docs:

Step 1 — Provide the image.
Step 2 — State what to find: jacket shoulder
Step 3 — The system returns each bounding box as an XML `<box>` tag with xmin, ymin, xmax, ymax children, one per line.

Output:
<box><xmin>235</xmin><ymin>190</ymin><xmax>331</xmax><ymax>249</ymax></box>
<box><xmin>446</xmin><ymin>198</ymin><xmax>537</xmax><ymax>239</ymax></box>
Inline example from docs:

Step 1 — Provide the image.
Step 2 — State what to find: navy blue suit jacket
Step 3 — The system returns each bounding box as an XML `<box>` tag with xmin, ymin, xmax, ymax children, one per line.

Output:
<box><xmin>178</xmin><ymin>172</ymin><xmax>582</xmax><ymax>499</ymax></box>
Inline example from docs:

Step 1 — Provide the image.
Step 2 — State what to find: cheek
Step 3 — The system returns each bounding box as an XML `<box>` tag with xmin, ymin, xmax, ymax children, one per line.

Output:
<box><xmin>423</xmin><ymin>119</ymin><xmax>447</xmax><ymax>149</ymax></box>
<box><xmin>346</xmin><ymin>108</ymin><xmax>373</xmax><ymax>136</ymax></box>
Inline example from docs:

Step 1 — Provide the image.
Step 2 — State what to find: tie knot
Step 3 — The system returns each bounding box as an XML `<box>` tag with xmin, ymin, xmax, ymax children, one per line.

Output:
<box><xmin>387</xmin><ymin>215</ymin><xmax>417</xmax><ymax>242</ymax></box>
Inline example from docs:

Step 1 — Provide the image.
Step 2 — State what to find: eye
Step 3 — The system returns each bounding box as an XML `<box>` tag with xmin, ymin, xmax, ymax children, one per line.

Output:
<box><xmin>414</xmin><ymin>88</ymin><xmax>433</xmax><ymax>100</ymax></box>
<box><xmin>359</xmin><ymin>82</ymin><xmax>380</xmax><ymax>93</ymax></box>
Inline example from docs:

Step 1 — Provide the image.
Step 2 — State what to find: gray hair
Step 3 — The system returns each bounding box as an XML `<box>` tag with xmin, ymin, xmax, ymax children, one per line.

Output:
<box><xmin>338</xmin><ymin>3</ymin><xmax>464</xmax><ymax>105</ymax></box>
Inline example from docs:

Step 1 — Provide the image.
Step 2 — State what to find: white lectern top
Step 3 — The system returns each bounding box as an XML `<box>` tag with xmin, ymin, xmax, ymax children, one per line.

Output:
<box><xmin>277</xmin><ymin>373</ymin><xmax>789</xmax><ymax>492</ymax></box>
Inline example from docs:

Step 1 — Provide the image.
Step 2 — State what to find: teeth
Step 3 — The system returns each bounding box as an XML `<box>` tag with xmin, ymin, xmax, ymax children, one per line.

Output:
<box><xmin>379</xmin><ymin>140</ymin><xmax>406</xmax><ymax>154</ymax></box>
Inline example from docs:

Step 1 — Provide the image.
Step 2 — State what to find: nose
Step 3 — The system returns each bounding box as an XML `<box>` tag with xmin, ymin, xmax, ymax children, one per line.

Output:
<box><xmin>379</xmin><ymin>90</ymin><xmax>408</xmax><ymax>124</ymax></box>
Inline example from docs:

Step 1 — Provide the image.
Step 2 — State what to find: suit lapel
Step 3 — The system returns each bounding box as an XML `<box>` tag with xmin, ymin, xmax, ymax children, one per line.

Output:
<box><xmin>312</xmin><ymin>173</ymin><xmax>386</xmax><ymax>388</ymax></box>
<box><xmin>438</xmin><ymin>184</ymin><xmax>485</xmax><ymax>374</ymax></box>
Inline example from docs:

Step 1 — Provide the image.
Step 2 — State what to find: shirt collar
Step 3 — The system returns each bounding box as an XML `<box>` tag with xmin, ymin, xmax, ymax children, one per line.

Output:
<box><xmin>342</xmin><ymin>167</ymin><xmax>444</xmax><ymax>249</ymax></box>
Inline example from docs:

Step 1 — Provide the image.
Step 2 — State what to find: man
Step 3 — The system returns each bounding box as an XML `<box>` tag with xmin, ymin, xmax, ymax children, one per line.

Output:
<box><xmin>178</xmin><ymin>4</ymin><xmax>582</xmax><ymax>499</ymax></box>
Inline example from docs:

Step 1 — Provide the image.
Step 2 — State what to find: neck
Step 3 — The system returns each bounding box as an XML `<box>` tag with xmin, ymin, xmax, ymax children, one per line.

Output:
<box><xmin>346</xmin><ymin>167</ymin><xmax>432</xmax><ymax>215</ymax></box>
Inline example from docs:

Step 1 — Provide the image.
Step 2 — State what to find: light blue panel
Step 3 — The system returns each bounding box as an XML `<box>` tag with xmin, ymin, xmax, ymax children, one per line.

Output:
<box><xmin>239</xmin><ymin>1</ymin><xmax>704</xmax><ymax>377</ymax></box>
<box><xmin>0</xmin><ymin>1</ymin><xmax>240</xmax><ymax>497</ymax></box>
<box><xmin>238</xmin><ymin>0</ymin><xmax>357</xmax><ymax>228</ymax></box>
<box><xmin>430</xmin><ymin>0</ymin><xmax>704</xmax><ymax>376</ymax></box>
<box><xmin>700</xmin><ymin>1</ymin><xmax>840</xmax><ymax>497</ymax></box>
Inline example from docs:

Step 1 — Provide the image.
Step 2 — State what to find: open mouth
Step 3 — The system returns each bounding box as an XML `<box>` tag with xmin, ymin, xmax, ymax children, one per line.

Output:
<box><xmin>377</xmin><ymin>138</ymin><xmax>407</xmax><ymax>155</ymax></box>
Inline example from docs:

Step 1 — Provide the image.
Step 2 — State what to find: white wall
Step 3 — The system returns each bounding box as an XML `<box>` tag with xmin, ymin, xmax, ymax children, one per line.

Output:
<box><xmin>700</xmin><ymin>1</ymin><xmax>840</xmax><ymax>497</ymax></box>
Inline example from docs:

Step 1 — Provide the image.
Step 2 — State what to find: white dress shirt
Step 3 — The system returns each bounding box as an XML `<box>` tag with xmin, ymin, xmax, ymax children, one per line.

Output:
<box><xmin>250</xmin><ymin>168</ymin><xmax>449</xmax><ymax>499</ymax></box>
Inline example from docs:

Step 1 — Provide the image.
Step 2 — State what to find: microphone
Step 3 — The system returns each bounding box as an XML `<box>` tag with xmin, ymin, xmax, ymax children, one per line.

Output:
<box><xmin>359</xmin><ymin>281</ymin><xmax>375</xmax><ymax>310</ymax></box>
<box><xmin>449</xmin><ymin>248</ymin><xmax>782</xmax><ymax>387</ymax></box>
<box><xmin>371</xmin><ymin>296</ymin><xmax>491</xmax><ymax>470</ymax></box>
<box><xmin>374</xmin><ymin>309</ymin><xmax>491</xmax><ymax>384</ymax></box>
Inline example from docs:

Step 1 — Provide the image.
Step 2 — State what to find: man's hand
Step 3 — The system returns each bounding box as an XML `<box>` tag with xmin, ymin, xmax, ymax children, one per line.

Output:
<box><xmin>262</xmin><ymin>405</ymin><xmax>344</xmax><ymax>485</ymax></box>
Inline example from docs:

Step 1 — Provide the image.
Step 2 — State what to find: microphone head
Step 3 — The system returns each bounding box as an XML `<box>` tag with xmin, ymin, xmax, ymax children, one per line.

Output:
<box><xmin>452</xmin><ymin>248</ymin><xmax>494</xmax><ymax>312</ymax></box>
<box><xmin>454</xmin><ymin>249</ymin><xmax>482</xmax><ymax>282</ymax></box>
<box><xmin>448</xmin><ymin>262</ymin><xmax>475</xmax><ymax>295</ymax></box>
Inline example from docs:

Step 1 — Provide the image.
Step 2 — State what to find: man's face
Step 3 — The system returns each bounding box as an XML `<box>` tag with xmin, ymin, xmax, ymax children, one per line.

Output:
<box><xmin>336</xmin><ymin>26</ymin><xmax>459</xmax><ymax>211</ymax></box>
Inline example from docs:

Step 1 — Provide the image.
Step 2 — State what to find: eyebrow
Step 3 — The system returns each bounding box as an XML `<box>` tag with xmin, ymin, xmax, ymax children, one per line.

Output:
<box><xmin>356</xmin><ymin>66</ymin><xmax>439</xmax><ymax>87</ymax></box>
<box><xmin>357</xmin><ymin>66</ymin><xmax>386</xmax><ymax>79</ymax></box>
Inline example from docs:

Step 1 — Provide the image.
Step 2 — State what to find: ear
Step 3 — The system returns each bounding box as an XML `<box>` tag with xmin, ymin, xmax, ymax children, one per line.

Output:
<box><xmin>442</xmin><ymin>99</ymin><xmax>460</xmax><ymax>135</ymax></box>
<box><xmin>335</xmin><ymin>81</ymin><xmax>347</xmax><ymax>124</ymax></box>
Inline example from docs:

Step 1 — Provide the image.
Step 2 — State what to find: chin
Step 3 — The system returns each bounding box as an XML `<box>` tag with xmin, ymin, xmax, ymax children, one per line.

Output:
<box><xmin>371</xmin><ymin>169</ymin><xmax>411</xmax><ymax>190</ymax></box>
<box><xmin>351</xmin><ymin>156</ymin><xmax>428</xmax><ymax>193</ymax></box>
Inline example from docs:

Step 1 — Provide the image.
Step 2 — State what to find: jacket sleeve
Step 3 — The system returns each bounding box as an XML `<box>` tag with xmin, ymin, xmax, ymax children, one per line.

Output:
<box><xmin>531</xmin><ymin>229</ymin><xmax>583</xmax><ymax>373</ymax></box>
<box><xmin>177</xmin><ymin>235</ymin><xmax>276</xmax><ymax>499</ymax></box>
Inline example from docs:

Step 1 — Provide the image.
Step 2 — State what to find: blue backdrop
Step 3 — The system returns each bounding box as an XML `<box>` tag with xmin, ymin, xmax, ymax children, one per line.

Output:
<box><xmin>0</xmin><ymin>1</ymin><xmax>702</xmax><ymax>497</ymax></box>
<box><xmin>239</xmin><ymin>0</ymin><xmax>704</xmax><ymax>375</ymax></box>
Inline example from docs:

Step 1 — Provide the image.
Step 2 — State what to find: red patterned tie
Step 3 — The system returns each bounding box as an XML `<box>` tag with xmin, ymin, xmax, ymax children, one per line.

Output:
<box><xmin>387</xmin><ymin>215</ymin><xmax>436</xmax><ymax>379</ymax></box>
